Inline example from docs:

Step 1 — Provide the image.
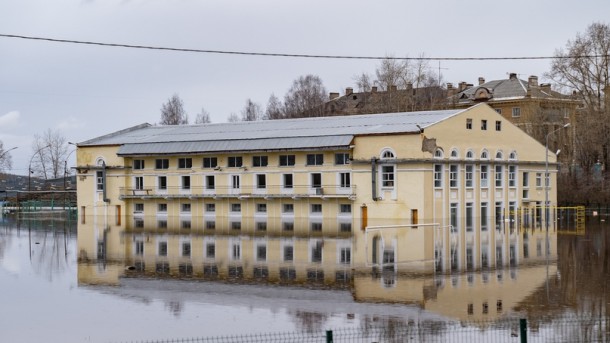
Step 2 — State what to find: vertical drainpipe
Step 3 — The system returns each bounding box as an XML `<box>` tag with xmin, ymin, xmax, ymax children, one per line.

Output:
<box><xmin>371</xmin><ymin>157</ymin><xmax>378</xmax><ymax>201</ymax></box>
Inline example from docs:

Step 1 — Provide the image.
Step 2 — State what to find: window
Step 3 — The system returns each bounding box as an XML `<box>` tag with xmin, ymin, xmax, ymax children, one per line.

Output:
<box><xmin>465</xmin><ymin>165</ymin><xmax>474</xmax><ymax>188</ymax></box>
<box><xmin>311</xmin><ymin>173</ymin><xmax>322</xmax><ymax>188</ymax></box>
<box><xmin>158</xmin><ymin>203</ymin><xmax>167</xmax><ymax>213</ymax></box>
<box><xmin>283</xmin><ymin>246</ymin><xmax>294</xmax><ymax>262</ymax></box>
<box><xmin>466</xmin><ymin>118</ymin><xmax>472</xmax><ymax>130</ymax></box>
<box><xmin>283</xmin><ymin>221</ymin><xmax>294</xmax><ymax>231</ymax></box>
<box><xmin>434</xmin><ymin>149</ymin><xmax>443</xmax><ymax>159</ymax></box>
<box><xmin>134</xmin><ymin>176</ymin><xmax>144</xmax><ymax>190</ymax></box>
<box><xmin>495</xmin><ymin>151</ymin><xmax>503</xmax><ymax>160</ymax></box>
<box><xmin>231</xmin><ymin>203</ymin><xmax>241</xmax><ymax>213</ymax></box>
<box><xmin>206</xmin><ymin>243</ymin><xmax>215</xmax><ymax>259</ymax></box>
<box><xmin>450</xmin><ymin>149</ymin><xmax>458</xmax><ymax>159</ymax></box>
<box><xmin>311</xmin><ymin>204</ymin><xmax>322</xmax><ymax>214</ymax></box>
<box><xmin>283</xmin><ymin>204</ymin><xmax>294</xmax><ymax>213</ymax></box>
<box><xmin>279</xmin><ymin>155</ymin><xmax>295</xmax><ymax>166</ymax></box>
<box><xmin>134</xmin><ymin>218</ymin><xmax>144</xmax><ymax>228</ymax></box>
<box><xmin>508</xmin><ymin>166</ymin><xmax>516</xmax><ymax>187</ymax></box>
<box><xmin>381</xmin><ymin>150</ymin><xmax>395</xmax><ymax>159</ymax></box>
<box><xmin>205</xmin><ymin>175</ymin><xmax>215</xmax><ymax>189</ymax></box>
<box><xmin>381</xmin><ymin>165</ymin><xmax>395</xmax><ymax>188</ymax></box>
<box><xmin>283</xmin><ymin>174</ymin><xmax>293</xmax><ymax>189</ymax></box>
<box><xmin>495</xmin><ymin>121</ymin><xmax>502</xmax><ymax>131</ymax></box>
<box><xmin>306</xmin><ymin>154</ymin><xmax>324</xmax><ymax>166</ymax></box>
<box><xmin>158</xmin><ymin>176</ymin><xmax>167</xmax><ymax>190</ymax></box>
<box><xmin>252</xmin><ymin>156</ymin><xmax>268</xmax><ymax>167</ymax></box>
<box><xmin>232</xmin><ymin>175</ymin><xmax>240</xmax><ymax>189</ymax></box>
<box><xmin>203</xmin><ymin>157</ymin><xmax>217</xmax><ymax>168</ymax></box>
<box><xmin>466</xmin><ymin>150</ymin><xmax>474</xmax><ymax>159</ymax></box>
<box><xmin>545</xmin><ymin>172</ymin><xmax>550</xmax><ymax>187</ymax></box>
<box><xmin>495</xmin><ymin>202</ymin><xmax>503</xmax><ymax>230</ymax></box>
<box><xmin>256</xmin><ymin>244</ymin><xmax>267</xmax><ymax>262</ymax></box>
<box><xmin>256</xmin><ymin>174</ymin><xmax>266</xmax><ymax>189</ymax></box>
<box><xmin>311</xmin><ymin>222</ymin><xmax>322</xmax><ymax>232</ymax></box>
<box><xmin>449</xmin><ymin>165</ymin><xmax>458</xmax><ymax>188</ymax></box>
<box><xmin>536</xmin><ymin>173</ymin><xmax>542</xmax><ymax>187</ymax></box>
<box><xmin>512</xmin><ymin>107</ymin><xmax>521</xmax><ymax>118</ymax></box>
<box><xmin>340</xmin><ymin>247</ymin><xmax>351</xmax><ymax>264</ymax></box>
<box><xmin>340</xmin><ymin>204</ymin><xmax>351</xmax><ymax>213</ymax></box>
<box><xmin>509</xmin><ymin>151</ymin><xmax>517</xmax><ymax>160</ymax></box>
<box><xmin>181</xmin><ymin>175</ymin><xmax>191</xmax><ymax>190</ymax></box>
<box><xmin>335</xmin><ymin>153</ymin><xmax>350</xmax><ymax>165</ymax></box>
<box><xmin>481</xmin><ymin>202</ymin><xmax>488</xmax><ymax>231</ymax></box>
<box><xmin>339</xmin><ymin>172</ymin><xmax>351</xmax><ymax>188</ymax></box>
<box><xmin>232</xmin><ymin>244</ymin><xmax>241</xmax><ymax>260</ymax></box>
<box><xmin>340</xmin><ymin>222</ymin><xmax>352</xmax><ymax>232</ymax></box>
<box><xmin>205</xmin><ymin>220</ymin><xmax>215</xmax><ymax>229</ymax></box>
<box><xmin>481</xmin><ymin>150</ymin><xmax>489</xmax><ymax>160</ymax></box>
<box><xmin>182</xmin><ymin>219</ymin><xmax>191</xmax><ymax>229</ymax></box>
<box><xmin>434</xmin><ymin>165</ymin><xmax>443</xmax><ymax>188</ymax></box>
<box><xmin>133</xmin><ymin>159</ymin><xmax>145</xmax><ymax>170</ymax></box>
<box><xmin>481</xmin><ymin>119</ymin><xmax>487</xmax><ymax>130</ymax></box>
<box><xmin>206</xmin><ymin>203</ymin><xmax>215</xmax><ymax>212</ymax></box>
<box><xmin>495</xmin><ymin>165</ymin><xmax>503</xmax><ymax>187</ymax></box>
<box><xmin>155</xmin><ymin>159</ymin><xmax>169</xmax><ymax>169</ymax></box>
<box><xmin>178</xmin><ymin>158</ymin><xmax>192</xmax><ymax>169</ymax></box>
<box><xmin>311</xmin><ymin>241</ymin><xmax>323</xmax><ymax>263</ymax></box>
<box><xmin>481</xmin><ymin>165</ymin><xmax>489</xmax><ymax>188</ymax></box>
<box><xmin>181</xmin><ymin>203</ymin><xmax>191</xmax><ymax>213</ymax></box>
<box><xmin>135</xmin><ymin>203</ymin><xmax>144</xmax><ymax>213</ymax></box>
<box><xmin>495</xmin><ymin>108</ymin><xmax>502</xmax><ymax>114</ymax></box>
<box><xmin>96</xmin><ymin>171</ymin><xmax>104</xmax><ymax>191</ymax></box>
<box><xmin>450</xmin><ymin>203</ymin><xmax>458</xmax><ymax>232</ymax></box>
<box><xmin>231</xmin><ymin>221</ymin><xmax>241</xmax><ymax>230</ymax></box>
<box><xmin>466</xmin><ymin>203</ymin><xmax>473</xmax><ymax>232</ymax></box>
<box><xmin>256</xmin><ymin>203</ymin><xmax>267</xmax><ymax>213</ymax></box>
<box><xmin>182</xmin><ymin>242</ymin><xmax>191</xmax><ymax>257</ymax></box>
<box><xmin>523</xmin><ymin>172</ymin><xmax>529</xmax><ymax>187</ymax></box>
<box><xmin>158</xmin><ymin>242</ymin><xmax>168</xmax><ymax>256</ymax></box>
<box><xmin>158</xmin><ymin>220</ymin><xmax>167</xmax><ymax>229</ymax></box>
<box><xmin>228</xmin><ymin>156</ymin><xmax>243</xmax><ymax>167</ymax></box>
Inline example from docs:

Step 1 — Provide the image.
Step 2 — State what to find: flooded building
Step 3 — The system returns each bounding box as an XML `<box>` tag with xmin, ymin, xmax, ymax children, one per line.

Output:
<box><xmin>74</xmin><ymin>103</ymin><xmax>558</xmax><ymax>273</ymax></box>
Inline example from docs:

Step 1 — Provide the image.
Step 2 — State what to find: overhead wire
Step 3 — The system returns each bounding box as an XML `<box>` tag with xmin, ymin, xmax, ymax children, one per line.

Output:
<box><xmin>1</xmin><ymin>33</ymin><xmax>609</xmax><ymax>61</ymax></box>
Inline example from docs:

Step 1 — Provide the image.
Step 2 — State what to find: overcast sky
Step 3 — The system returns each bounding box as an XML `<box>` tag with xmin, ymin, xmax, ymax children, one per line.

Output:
<box><xmin>1</xmin><ymin>0</ymin><xmax>608</xmax><ymax>175</ymax></box>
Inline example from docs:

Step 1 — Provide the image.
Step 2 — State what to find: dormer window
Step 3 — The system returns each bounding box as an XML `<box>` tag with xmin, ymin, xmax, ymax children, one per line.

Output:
<box><xmin>450</xmin><ymin>149</ymin><xmax>459</xmax><ymax>159</ymax></box>
<box><xmin>481</xmin><ymin>150</ymin><xmax>489</xmax><ymax>160</ymax></box>
<box><xmin>434</xmin><ymin>149</ymin><xmax>444</xmax><ymax>159</ymax></box>
<box><xmin>381</xmin><ymin>149</ymin><xmax>395</xmax><ymax>159</ymax></box>
<box><xmin>466</xmin><ymin>150</ymin><xmax>474</xmax><ymax>160</ymax></box>
<box><xmin>495</xmin><ymin>151</ymin><xmax>503</xmax><ymax>160</ymax></box>
<box><xmin>509</xmin><ymin>151</ymin><xmax>517</xmax><ymax>160</ymax></box>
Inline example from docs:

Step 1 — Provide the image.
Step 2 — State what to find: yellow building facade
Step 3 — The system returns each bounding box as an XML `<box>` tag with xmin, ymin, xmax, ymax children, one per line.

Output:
<box><xmin>75</xmin><ymin>104</ymin><xmax>558</xmax><ymax>273</ymax></box>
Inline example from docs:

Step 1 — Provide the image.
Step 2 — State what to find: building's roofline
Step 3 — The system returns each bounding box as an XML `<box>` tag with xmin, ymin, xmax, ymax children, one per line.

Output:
<box><xmin>78</xmin><ymin>123</ymin><xmax>153</xmax><ymax>146</ymax></box>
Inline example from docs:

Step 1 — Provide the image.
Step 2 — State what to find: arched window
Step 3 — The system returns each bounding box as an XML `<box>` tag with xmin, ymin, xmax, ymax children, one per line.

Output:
<box><xmin>450</xmin><ymin>148</ymin><xmax>459</xmax><ymax>159</ymax></box>
<box><xmin>509</xmin><ymin>151</ymin><xmax>517</xmax><ymax>160</ymax></box>
<box><xmin>466</xmin><ymin>150</ymin><xmax>474</xmax><ymax>160</ymax></box>
<box><xmin>96</xmin><ymin>157</ymin><xmax>106</xmax><ymax>166</ymax></box>
<box><xmin>480</xmin><ymin>150</ymin><xmax>489</xmax><ymax>160</ymax></box>
<box><xmin>434</xmin><ymin>148</ymin><xmax>444</xmax><ymax>159</ymax></box>
<box><xmin>381</xmin><ymin>150</ymin><xmax>395</xmax><ymax>159</ymax></box>
<box><xmin>495</xmin><ymin>151</ymin><xmax>503</xmax><ymax>160</ymax></box>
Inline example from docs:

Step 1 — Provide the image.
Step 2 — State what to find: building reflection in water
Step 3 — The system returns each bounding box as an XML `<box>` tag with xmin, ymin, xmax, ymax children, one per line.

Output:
<box><xmin>78</xmin><ymin>213</ymin><xmax>567</xmax><ymax>324</ymax></box>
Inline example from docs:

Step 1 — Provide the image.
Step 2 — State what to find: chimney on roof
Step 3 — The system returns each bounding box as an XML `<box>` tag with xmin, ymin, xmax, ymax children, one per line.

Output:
<box><xmin>345</xmin><ymin>87</ymin><xmax>353</xmax><ymax>96</ymax></box>
<box><xmin>540</xmin><ymin>83</ymin><xmax>551</xmax><ymax>94</ymax></box>
<box><xmin>478</xmin><ymin>77</ymin><xmax>485</xmax><ymax>85</ymax></box>
<box><xmin>528</xmin><ymin>75</ymin><xmax>539</xmax><ymax>87</ymax></box>
<box><xmin>458</xmin><ymin>82</ymin><xmax>468</xmax><ymax>92</ymax></box>
<box><xmin>329</xmin><ymin>92</ymin><xmax>340</xmax><ymax>100</ymax></box>
<box><xmin>509</xmin><ymin>73</ymin><xmax>517</xmax><ymax>80</ymax></box>
<box><xmin>371</xmin><ymin>86</ymin><xmax>377</xmax><ymax>93</ymax></box>
<box><xmin>447</xmin><ymin>83</ymin><xmax>456</xmax><ymax>97</ymax></box>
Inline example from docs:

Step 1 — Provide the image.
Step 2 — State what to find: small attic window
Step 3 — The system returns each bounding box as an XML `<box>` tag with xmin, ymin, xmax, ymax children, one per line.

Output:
<box><xmin>495</xmin><ymin>151</ymin><xmax>503</xmax><ymax>160</ymax></box>
<box><xmin>466</xmin><ymin>150</ymin><xmax>474</xmax><ymax>159</ymax></box>
<box><xmin>434</xmin><ymin>149</ymin><xmax>444</xmax><ymax>159</ymax></box>
<box><xmin>381</xmin><ymin>149</ymin><xmax>395</xmax><ymax>159</ymax></box>
<box><xmin>450</xmin><ymin>149</ymin><xmax>459</xmax><ymax>159</ymax></box>
<box><xmin>481</xmin><ymin>150</ymin><xmax>489</xmax><ymax>160</ymax></box>
<box><xmin>509</xmin><ymin>151</ymin><xmax>517</xmax><ymax>160</ymax></box>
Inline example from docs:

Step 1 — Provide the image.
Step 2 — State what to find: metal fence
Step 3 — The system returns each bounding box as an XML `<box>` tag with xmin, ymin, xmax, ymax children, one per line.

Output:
<box><xmin>122</xmin><ymin>317</ymin><xmax>610</xmax><ymax>343</ymax></box>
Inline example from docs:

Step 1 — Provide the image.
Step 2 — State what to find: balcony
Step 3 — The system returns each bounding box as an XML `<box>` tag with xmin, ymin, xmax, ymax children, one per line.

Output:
<box><xmin>119</xmin><ymin>184</ymin><xmax>357</xmax><ymax>201</ymax></box>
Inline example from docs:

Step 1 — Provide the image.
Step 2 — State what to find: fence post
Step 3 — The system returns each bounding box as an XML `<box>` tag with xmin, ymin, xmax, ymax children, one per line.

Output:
<box><xmin>520</xmin><ymin>318</ymin><xmax>527</xmax><ymax>343</ymax></box>
<box><xmin>326</xmin><ymin>330</ymin><xmax>333</xmax><ymax>343</ymax></box>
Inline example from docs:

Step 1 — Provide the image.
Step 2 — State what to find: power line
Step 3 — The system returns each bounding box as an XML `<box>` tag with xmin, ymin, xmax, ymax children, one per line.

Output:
<box><xmin>1</xmin><ymin>33</ymin><xmax>609</xmax><ymax>61</ymax></box>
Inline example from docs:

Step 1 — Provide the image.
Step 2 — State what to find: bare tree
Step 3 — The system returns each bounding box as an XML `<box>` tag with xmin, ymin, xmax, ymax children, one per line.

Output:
<box><xmin>160</xmin><ymin>94</ymin><xmax>189</xmax><ymax>125</ymax></box>
<box><xmin>0</xmin><ymin>141</ymin><xmax>14</xmax><ymax>171</ymax></box>
<box><xmin>283</xmin><ymin>74</ymin><xmax>328</xmax><ymax>118</ymax></box>
<box><xmin>31</xmin><ymin>129</ymin><xmax>69</xmax><ymax>179</ymax></box>
<box><xmin>195</xmin><ymin>107</ymin><xmax>212</xmax><ymax>124</ymax></box>
<box><xmin>547</xmin><ymin>23</ymin><xmax>610</xmax><ymax>170</ymax></box>
<box><xmin>265</xmin><ymin>93</ymin><xmax>283</xmax><ymax>120</ymax></box>
<box><xmin>353</xmin><ymin>72</ymin><xmax>373</xmax><ymax>92</ymax></box>
<box><xmin>227</xmin><ymin>112</ymin><xmax>240</xmax><ymax>123</ymax></box>
<box><xmin>241</xmin><ymin>99</ymin><xmax>263</xmax><ymax>121</ymax></box>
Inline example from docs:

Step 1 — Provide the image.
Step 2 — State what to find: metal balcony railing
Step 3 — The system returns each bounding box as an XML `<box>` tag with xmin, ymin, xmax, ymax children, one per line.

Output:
<box><xmin>119</xmin><ymin>184</ymin><xmax>356</xmax><ymax>200</ymax></box>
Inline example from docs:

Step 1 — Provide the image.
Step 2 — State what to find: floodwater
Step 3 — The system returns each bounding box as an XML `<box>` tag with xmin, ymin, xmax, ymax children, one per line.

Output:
<box><xmin>0</xmin><ymin>215</ymin><xmax>608</xmax><ymax>343</ymax></box>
